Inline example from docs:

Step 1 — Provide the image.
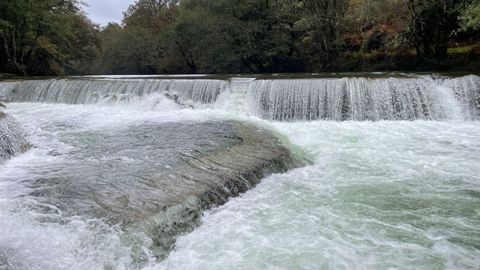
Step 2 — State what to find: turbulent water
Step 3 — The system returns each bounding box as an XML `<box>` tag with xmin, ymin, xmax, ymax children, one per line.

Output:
<box><xmin>250</xmin><ymin>75</ymin><xmax>480</xmax><ymax>121</ymax></box>
<box><xmin>0</xmin><ymin>79</ymin><xmax>225</xmax><ymax>104</ymax></box>
<box><xmin>0</xmin><ymin>113</ymin><xmax>29</xmax><ymax>164</ymax></box>
<box><xmin>1</xmin><ymin>75</ymin><xmax>479</xmax><ymax>120</ymax></box>
<box><xmin>0</xmin><ymin>74</ymin><xmax>479</xmax><ymax>270</ymax></box>
<box><xmin>160</xmin><ymin>121</ymin><xmax>480</xmax><ymax>270</ymax></box>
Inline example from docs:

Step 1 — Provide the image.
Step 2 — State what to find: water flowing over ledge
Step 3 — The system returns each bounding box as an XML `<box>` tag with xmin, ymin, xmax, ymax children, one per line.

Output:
<box><xmin>249</xmin><ymin>75</ymin><xmax>480</xmax><ymax>121</ymax></box>
<box><xmin>0</xmin><ymin>79</ymin><xmax>225</xmax><ymax>104</ymax></box>
<box><xmin>0</xmin><ymin>113</ymin><xmax>29</xmax><ymax>164</ymax></box>
<box><xmin>0</xmin><ymin>74</ymin><xmax>479</xmax><ymax>269</ymax></box>
<box><xmin>1</xmin><ymin>75</ymin><xmax>479</xmax><ymax>121</ymax></box>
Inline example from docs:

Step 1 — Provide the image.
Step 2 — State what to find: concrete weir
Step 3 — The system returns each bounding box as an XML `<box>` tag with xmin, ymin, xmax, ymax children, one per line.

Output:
<box><xmin>25</xmin><ymin>120</ymin><xmax>304</xmax><ymax>259</ymax></box>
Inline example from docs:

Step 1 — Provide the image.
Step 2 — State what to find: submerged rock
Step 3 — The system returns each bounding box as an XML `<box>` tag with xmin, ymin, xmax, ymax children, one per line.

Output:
<box><xmin>26</xmin><ymin>120</ymin><xmax>305</xmax><ymax>259</ymax></box>
<box><xmin>0</xmin><ymin>112</ymin><xmax>30</xmax><ymax>164</ymax></box>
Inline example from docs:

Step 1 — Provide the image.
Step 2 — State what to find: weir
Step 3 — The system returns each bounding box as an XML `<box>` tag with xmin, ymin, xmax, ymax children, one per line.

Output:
<box><xmin>1</xmin><ymin>75</ymin><xmax>479</xmax><ymax>121</ymax></box>
<box><xmin>0</xmin><ymin>74</ymin><xmax>479</xmax><ymax>269</ymax></box>
<box><xmin>249</xmin><ymin>76</ymin><xmax>480</xmax><ymax>121</ymax></box>
<box><xmin>0</xmin><ymin>79</ymin><xmax>225</xmax><ymax>104</ymax></box>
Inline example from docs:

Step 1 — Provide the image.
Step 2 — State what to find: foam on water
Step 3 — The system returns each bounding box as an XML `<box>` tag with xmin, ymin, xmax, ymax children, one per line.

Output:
<box><xmin>1</xmin><ymin>74</ymin><xmax>480</xmax><ymax>270</ymax></box>
<box><xmin>0</xmin><ymin>107</ymin><xmax>204</xmax><ymax>269</ymax></box>
<box><xmin>0</xmin><ymin>113</ymin><xmax>29</xmax><ymax>164</ymax></box>
<box><xmin>0</xmin><ymin>209</ymin><xmax>154</xmax><ymax>270</ymax></box>
<box><xmin>2</xmin><ymin>75</ymin><xmax>479</xmax><ymax>121</ymax></box>
<box><xmin>158</xmin><ymin>121</ymin><xmax>480</xmax><ymax>270</ymax></box>
<box><xmin>0</xmin><ymin>101</ymin><xmax>280</xmax><ymax>269</ymax></box>
<box><xmin>0</xmin><ymin>104</ymin><xmax>166</xmax><ymax>270</ymax></box>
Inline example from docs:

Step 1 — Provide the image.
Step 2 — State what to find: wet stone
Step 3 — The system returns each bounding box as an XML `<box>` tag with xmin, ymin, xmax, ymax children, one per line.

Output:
<box><xmin>25</xmin><ymin>120</ymin><xmax>304</xmax><ymax>258</ymax></box>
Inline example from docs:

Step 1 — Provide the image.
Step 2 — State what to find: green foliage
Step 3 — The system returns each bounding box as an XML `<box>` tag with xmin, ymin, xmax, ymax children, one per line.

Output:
<box><xmin>459</xmin><ymin>1</ymin><xmax>480</xmax><ymax>31</ymax></box>
<box><xmin>169</xmin><ymin>0</ymin><xmax>305</xmax><ymax>73</ymax></box>
<box><xmin>1</xmin><ymin>0</ymin><xmax>479</xmax><ymax>75</ymax></box>
<box><xmin>0</xmin><ymin>0</ymin><xmax>100</xmax><ymax>75</ymax></box>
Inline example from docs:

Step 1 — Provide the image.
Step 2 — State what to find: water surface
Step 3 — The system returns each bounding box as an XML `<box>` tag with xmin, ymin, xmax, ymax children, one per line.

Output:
<box><xmin>1</xmin><ymin>75</ymin><xmax>479</xmax><ymax>269</ymax></box>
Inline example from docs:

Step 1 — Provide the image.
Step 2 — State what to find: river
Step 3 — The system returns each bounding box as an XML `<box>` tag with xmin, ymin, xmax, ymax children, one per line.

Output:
<box><xmin>0</xmin><ymin>74</ymin><xmax>479</xmax><ymax>269</ymax></box>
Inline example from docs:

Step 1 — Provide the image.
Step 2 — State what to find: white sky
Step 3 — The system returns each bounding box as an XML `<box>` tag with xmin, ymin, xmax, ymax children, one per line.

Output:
<box><xmin>82</xmin><ymin>0</ymin><xmax>136</xmax><ymax>26</ymax></box>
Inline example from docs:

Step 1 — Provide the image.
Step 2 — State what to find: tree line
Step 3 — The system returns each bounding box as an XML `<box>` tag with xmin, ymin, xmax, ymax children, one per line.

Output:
<box><xmin>1</xmin><ymin>0</ymin><xmax>479</xmax><ymax>76</ymax></box>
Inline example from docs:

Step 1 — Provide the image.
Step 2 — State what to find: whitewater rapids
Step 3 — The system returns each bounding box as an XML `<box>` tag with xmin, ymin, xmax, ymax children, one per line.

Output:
<box><xmin>159</xmin><ymin>120</ymin><xmax>480</xmax><ymax>269</ymax></box>
<box><xmin>0</xmin><ymin>74</ymin><xmax>479</xmax><ymax>270</ymax></box>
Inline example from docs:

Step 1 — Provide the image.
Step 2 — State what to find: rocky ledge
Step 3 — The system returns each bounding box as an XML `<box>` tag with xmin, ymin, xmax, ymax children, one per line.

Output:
<box><xmin>26</xmin><ymin>120</ymin><xmax>306</xmax><ymax>259</ymax></box>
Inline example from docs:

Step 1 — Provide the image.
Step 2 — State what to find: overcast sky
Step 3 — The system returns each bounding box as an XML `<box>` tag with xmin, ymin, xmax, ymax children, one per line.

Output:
<box><xmin>82</xmin><ymin>0</ymin><xmax>136</xmax><ymax>26</ymax></box>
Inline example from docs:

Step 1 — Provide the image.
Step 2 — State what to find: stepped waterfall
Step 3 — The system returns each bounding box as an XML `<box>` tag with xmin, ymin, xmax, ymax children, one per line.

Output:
<box><xmin>0</xmin><ymin>74</ymin><xmax>479</xmax><ymax>270</ymax></box>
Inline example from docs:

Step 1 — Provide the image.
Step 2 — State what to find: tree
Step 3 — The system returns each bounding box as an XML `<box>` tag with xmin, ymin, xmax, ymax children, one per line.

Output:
<box><xmin>93</xmin><ymin>0</ymin><xmax>179</xmax><ymax>74</ymax></box>
<box><xmin>0</xmin><ymin>0</ymin><xmax>99</xmax><ymax>75</ymax></box>
<box><xmin>299</xmin><ymin>0</ymin><xmax>348</xmax><ymax>69</ymax></box>
<box><xmin>4</xmin><ymin>0</ymin><xmax>477</xmax><ymax>75</ymax></box>
<box><xmin>407</xmin><ymin>0</ymin><xmax>462</xmax><ymax>61</ymax></box>
<box><xmin>458</xmin><ymin>1</ymin><xmax>480</xmax><ymax>31</ymax></box>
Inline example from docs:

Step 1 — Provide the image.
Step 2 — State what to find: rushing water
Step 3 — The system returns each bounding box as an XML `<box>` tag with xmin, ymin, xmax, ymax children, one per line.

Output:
<box><xmin>0</xmin><ymin>113</ymin><xmax>29</xmax><ymax>164</ymax></box>
<box><xmin>249</xmin><ymin>76</ymin><xmax>479</xmax><ymax>121</ymax></box>
<box><xmin>160</xmin><ymin>121</ymin><xmax>480</xmax><ymax>270</ymax></box>
<box><xmin>0</xmin><ymin>79</ymin><xmax>225</xmax><ymax>104</ymax></box>
<box><xmin>0</xmin><ymin>75</ymin><xmax>479</xmax><ymax>270</ymax></box>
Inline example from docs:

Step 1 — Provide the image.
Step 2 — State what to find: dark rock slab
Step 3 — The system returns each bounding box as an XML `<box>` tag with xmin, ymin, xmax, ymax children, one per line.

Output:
<box><xmin>27</xmin><ymin>120</ymin><xmax>304</xmax><ymax>258</ymax></box>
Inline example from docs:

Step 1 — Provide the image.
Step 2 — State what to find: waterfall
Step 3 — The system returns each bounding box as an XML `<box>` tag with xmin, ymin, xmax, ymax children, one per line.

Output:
<box><xmin>1</xmin><ymin>75</ymin><xmax>479</xmax><ymax>121</ymax></box>
<box><xmin>1</xmin><ymin>74</ymin><xmax>480</xmax><ymax>269</ymax></box>
<box><xmin>0</xmin><ymin>79</ymin><xmax>226</xmax><ymax>104</ymax></box>
<box><xmin>0</xmin><ymin>113</ymin><xmax>29</xmax><ymax>164</ymax></box>
<box><xmin>0</xmin><ymin>82</ymin><xmax>18</xmax><ymax>99</ymax></box>
<box><xmin>249</xmin><ymin>76</ymin><xmax>480</xmax><ymax>121</ymax></box>
<box><xmin>443</xmin><ymin>75</ymin><xmax>480</xmax><ymax>119</ymax></box>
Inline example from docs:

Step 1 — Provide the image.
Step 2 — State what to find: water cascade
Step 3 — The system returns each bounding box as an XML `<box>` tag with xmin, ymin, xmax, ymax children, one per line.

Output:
<box><xmin>443</xmin><ymin>75</ymin><xmax>480</xmax><ymax>119</ymax></box>
<box><xmin>0</xmin><ymin>79</ymin><xmax>226</xmax><ymax>104</ymax></box>
<box><xmin>0</xmin><ymin>81</ymin><xmax>18</xmax><ymax>95</ymax></box>
<box><xmin>249</xmin><ymin>76</ymin><xmax>480</xmax><ymax>121</ymax></box>
<box><xmin>1</xmin><ymin>75</ymin><xmax>479</xmax><ymax>121</ymax></box>
<box><xmin>0</xmin><ymin>74</ymin><xmax>480</xmax><ymax>270</ymax></box>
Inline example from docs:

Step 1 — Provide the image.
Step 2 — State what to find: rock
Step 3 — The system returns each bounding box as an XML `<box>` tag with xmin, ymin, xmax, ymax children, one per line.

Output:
<box><xmin>26</xmin><ymin>120</ymin><xmax>306</xmax><ymax>259</ymax></box>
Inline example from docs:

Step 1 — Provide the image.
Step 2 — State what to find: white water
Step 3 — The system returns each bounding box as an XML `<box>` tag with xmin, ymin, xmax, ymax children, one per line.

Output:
<box><xmin>0</xmin><ymin>79</ymin><xmax>225</xmax><ymax>104</ymax></box>
<box><xmin>0</xmin><ymin>113</ymin><xmax>28</xmax><ymax>164</ymax></box>
<box><xmin>1</xmin><ymin>75</ymin><xmax>479</xmax><ymax>120</ymax></box>
<box><xmin>159</xmin><ymin>121</ymin><xmax>480</xmax><ymax>270</ymax></box>
<box><xmin>249</xmin><ymin>76</ymin><xmax>480</xmax><ymax>121</ymax></box>
<box><xmin>1</xmin><ymin>75</ymin><xmax>480</xmax><ymax>269</ymax></box>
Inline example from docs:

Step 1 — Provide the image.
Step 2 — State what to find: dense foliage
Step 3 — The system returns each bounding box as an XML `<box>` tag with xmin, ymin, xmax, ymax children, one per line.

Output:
<box><xmin>1</xmin><ymin>0</ymin><xmax>479</xmax><ymax>75</ymax></box>
<box><xmin>0</xmin><ymin>0</ymin><xmax>99</xmax><ymax>75</ymax></box>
